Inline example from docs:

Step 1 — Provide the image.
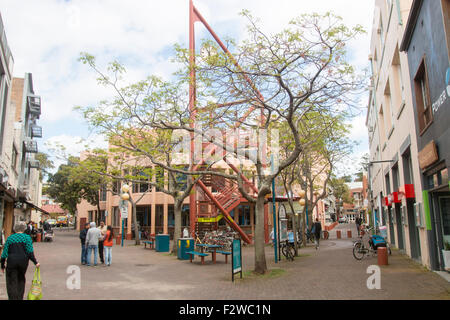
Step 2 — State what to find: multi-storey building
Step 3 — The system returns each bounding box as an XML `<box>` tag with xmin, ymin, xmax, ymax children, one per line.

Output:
<box><xmin>366</xmin><ymin>0</ymin><xmax>430</xmax><ymax>267</ymax></box>
<box><xmin>0</xmin><ymin>13</ymin><xmax>15</xmax><ymax>241</ymax></box>
<box><xmin>10</xmin><ymin>73</ymin><xmax>44</xmax><ymax>226</ymax></box>
<box><xmin>400</xmin><ymin>0</ymin><xmax>450</xmax><ymax>271</ymax></box>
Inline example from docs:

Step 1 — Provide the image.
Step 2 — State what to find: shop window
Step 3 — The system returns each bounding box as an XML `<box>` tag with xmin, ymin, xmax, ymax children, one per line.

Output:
<box><xmin>414</xmin><ymin>58</ymin><xmax>433</xmax><ymax>134</ymax></box>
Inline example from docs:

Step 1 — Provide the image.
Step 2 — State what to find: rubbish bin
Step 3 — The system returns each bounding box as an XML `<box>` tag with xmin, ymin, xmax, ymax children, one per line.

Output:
<box><xmin>177</xmin><ymin>238</ymin><xmax>194</xmax><ymax>260</ymax></box>
<box><xmin>155</xmin><ymin>234</ymin><xmax>170</xmax><ymax>252</ymax></box>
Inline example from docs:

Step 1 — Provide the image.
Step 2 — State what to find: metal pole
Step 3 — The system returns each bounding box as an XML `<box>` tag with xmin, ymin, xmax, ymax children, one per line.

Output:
<box><xmin>271</xmin><ymin>155</ymin><xmax>278</xmax><ymax>263</ymax></box>
<box><xmin>121</xmin><ymin>219</ymin><xmax>124</xmax><ymax>247</ymax></box>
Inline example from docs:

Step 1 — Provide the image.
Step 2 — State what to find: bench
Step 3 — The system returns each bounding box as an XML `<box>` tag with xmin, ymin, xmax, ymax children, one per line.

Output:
<box><xmin>142</xmin><ymin>241</ymin><xmax>153</xmax><ymax>249</ymax></box>
<box><xmin>216</xmin><ymin>250</ymin><xmax>231</xmax><ymax>263</ymax></box>
<box><xmin>186</xmin><ymin>251</ymin><xmax>209</xmax><ymax>265</ymax></box>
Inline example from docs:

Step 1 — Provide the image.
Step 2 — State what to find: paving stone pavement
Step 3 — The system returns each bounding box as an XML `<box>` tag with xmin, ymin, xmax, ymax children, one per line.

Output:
<box><xmin>0</xmin><ymin>228</ymin><xmax>449</xmax><ymax>300</ymax></box>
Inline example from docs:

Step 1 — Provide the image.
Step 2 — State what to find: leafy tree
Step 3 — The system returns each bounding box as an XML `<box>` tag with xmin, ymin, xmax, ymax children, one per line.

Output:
<box><xmin>35</xmin><ymin>152</ymin><xmax>54</xmax><ymax>181</ymax></box>
<box><xmin>46</xmin><ymin>157</ymin><xmax>84</xmax><ymax>219</ymax></box>
<box><xmin>76</xmin><ymin>11</ymin><xmax>364</xmax><ymax>274</ymax></box>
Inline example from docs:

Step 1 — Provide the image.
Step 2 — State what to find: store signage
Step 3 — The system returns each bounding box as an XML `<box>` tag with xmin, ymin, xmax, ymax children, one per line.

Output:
<box><xmin>418</xmin><ymin>140</ymin><xmax>438</xmax><ymax>169</ymax></box>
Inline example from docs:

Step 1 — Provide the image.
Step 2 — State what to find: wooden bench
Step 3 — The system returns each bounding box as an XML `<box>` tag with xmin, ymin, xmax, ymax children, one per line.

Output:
<box><xmin>142</xmin><ymin>240</ymin><xmax>153</xmax><ymax>249</ymax></box>
<box><xmin>186</xmin><ymin>251</ymin><xmax>209</xmax><ymax>264</ymax></box>
<box><xmin>216</xmin><ymin>250</ymin><xmax>231</xmax><ymax>263</ymax></box>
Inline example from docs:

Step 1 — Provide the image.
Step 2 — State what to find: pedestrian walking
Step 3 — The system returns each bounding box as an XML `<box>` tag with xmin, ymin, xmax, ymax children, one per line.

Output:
<box><xmin>312</xmin><ymin>219</ymin><xmax>322</xmax><ymax>250</ymax></box>
<box><xmin>1</xmin><ymin>221</ymin><xmax>40</xmax><ymax>300</ymax></box>
<box><xmin>355</xmin><ymin>215</ymin><xmax>361</xmax><ymax>236</ymax></box>
<box><xmin>79</xmin><ymin>223</ymin><xmax>90</xmax><ymax>265</ymax></box>
<box><xmin>86</xmin><ymin>222</ymin><xmax>103</xmax><ymax>267</ymax></box>
<box><xmin>103</xmin><ymin>226</ymin><xmax>114</xmax><ymax>266</ymax></box>
<box><xmin>98</xmin><ymin>221</ymin><xmax>107</xmax><ymax>264</ymax></box>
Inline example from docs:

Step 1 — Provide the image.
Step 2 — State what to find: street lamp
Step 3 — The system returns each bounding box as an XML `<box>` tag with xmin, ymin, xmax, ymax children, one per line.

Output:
<box><xmin>120</xmin><ymin>184</ymin><xmax>130</xmax><ymax>247</ymax></box>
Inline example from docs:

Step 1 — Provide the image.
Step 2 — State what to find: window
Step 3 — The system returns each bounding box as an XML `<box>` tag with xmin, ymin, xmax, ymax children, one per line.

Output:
<box><xmin>155</xmin><ymin>168</ymin><xmax>165</xmax><ymax>192</ymax></box>
<box><xmin>402</xmin><ymin>149</ymin><xmax>414</xmax><ymax>185</ymax></box>
<box><xmin>0</xmin><ymin>74</ymin><xmax>8</xmax><ymax>154</ymax></box>
<box><xmin>100</xmin><ymin>185</ymin><xmax>107</xmax><ymax>201</ymax></box>
<box><xmin>132</xmin><ymin>169</ymin><xmax>151</xmax><ymax>194</ymax></box>
<box><xmin>392</xmin><ymin>165</ymin><xmax>400</xmax><ymax>191</ymax></box>
<box><xmin>379</xmin><ymin>16</ymin><xmax>385</xmax><ymax>50</ymax></box>
<box><xmin>383</xmin><ymin>79</ymin><xmax>394</xmax><ymax>136</ymax></box>
<box><xmin>112</xmin><ymin>207</ymin><xmax>120</xmax><ymax>227</ymax></box>
<box><xmin>385</xmin><ymin>173</ymin><xmax>391</xmax><ymax>195</ymax></box>
<box><xmin>414</xmin><ymin>58</ymin><xmax>433</xmax><ymax>133</ymax></box>
<box><xmin>391</xmin><ymin>47</ymin><xmax>405</xmax><ymax>113</ymax></box>
<box><xmin>112</xmin><ymin>180</ymin><xmax>120</xmax><ymax>194</ymax></box>
<box><xmin>11</xmin><ymin>145</ymin><xmax>18</xmax><ymax>171</ymax></box>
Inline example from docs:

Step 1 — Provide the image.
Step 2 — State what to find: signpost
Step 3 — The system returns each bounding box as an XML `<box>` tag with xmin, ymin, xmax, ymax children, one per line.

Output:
<box><xmin>119</xmin><ymin>199</ymin><xmax>128</xmax><ymax>247</ymax></box>
<box><xmin>231</xmin><ymin>239</ymin><xmax>242</xmax><ymax>282</ymax></box>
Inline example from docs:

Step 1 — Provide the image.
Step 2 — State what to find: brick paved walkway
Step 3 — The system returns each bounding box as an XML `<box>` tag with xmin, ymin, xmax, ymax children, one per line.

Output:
<box><xmin>0</xmin><ymin>228</ymin><xmax>448</xmax><ymax>300</ymax></box>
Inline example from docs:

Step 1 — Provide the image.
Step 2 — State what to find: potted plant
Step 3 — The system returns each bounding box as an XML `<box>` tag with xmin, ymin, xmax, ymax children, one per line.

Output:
<box><xmin>443</xmin><ymin>241</ymin><xmax>450</xmax><ymax>272</ymax></box>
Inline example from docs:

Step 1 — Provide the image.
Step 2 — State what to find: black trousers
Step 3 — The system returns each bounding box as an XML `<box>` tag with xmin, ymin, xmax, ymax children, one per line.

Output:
<box><xmin>98</xmin><ymin>240</ymin><xmax>104</xmax><ymax>263</ymax></box>
<box><xmin>6</xmin><ymin>263</ymin><xmax>28</xmax><ymax>300</ymax></box>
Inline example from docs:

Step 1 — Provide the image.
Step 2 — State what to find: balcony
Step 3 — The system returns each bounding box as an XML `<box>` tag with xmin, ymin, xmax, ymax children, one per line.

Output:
<box><xmin>28</xmin><ymin>160</ymin><xmax>40</xmax><ymax>169</ymax></box>
<box><xmin>24</xmin><ymin>140</ymin><xmax>38</xmax><ymax>153</ymax></box>
<box><xmin>27</xmin><ymin>95</ymin><xmax>41</xmax><ymax>117</ymax></box>
<box><xmin>31</xmin><ymin>125</ymin><xmax>42</xmax><ymax>138</ymax></box>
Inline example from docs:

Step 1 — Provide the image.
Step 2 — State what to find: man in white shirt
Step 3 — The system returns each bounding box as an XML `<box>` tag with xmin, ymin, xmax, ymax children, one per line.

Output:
<box><xmin>86</xmin><ymin>222</ymin><xmax>103</xmax><ymax>267</ymax></box>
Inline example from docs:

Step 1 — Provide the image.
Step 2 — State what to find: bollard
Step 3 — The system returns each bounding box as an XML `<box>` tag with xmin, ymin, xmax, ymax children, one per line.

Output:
<box><xmin>347</xmin><ymin>230</ymin><xmax>352</xmax><ymax>238</ymax></box>
<box><xmin>377</xmin><ymin>247</ymin><xmax>388</xmax><ymax>265</ymax></box>
<box><xmin>116</xmin><ymin>235</ymin><xmax>121</xmax><ymax>245</ymax></box>
<box><xmin>36</xmin><ymin>232</ymin><xmax>42</xmax><ymax>242</ymax></box>
<box><xmin>336</xmin><ymin>230</ymin><xmax>341</xmax><ymax>239</ymax></box>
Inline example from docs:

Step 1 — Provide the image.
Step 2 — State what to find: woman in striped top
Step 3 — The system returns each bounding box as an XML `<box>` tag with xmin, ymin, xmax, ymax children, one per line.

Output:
<box><xmin>1</xmin><ymin>221</ymin><xmax>40</xmax><ymax>300</ymax></box>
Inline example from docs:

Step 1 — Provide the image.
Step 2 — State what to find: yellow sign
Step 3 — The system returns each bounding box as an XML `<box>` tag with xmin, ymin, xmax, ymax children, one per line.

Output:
<box><xmin>197</xmin><ymin>214</ymin><xmax>224</xmax><ymax>223</ymax></box>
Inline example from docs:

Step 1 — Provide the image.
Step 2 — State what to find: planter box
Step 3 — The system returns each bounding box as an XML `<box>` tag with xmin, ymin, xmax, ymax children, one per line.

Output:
<box><xmin>443</xmin><ymin>250</ymin><xmax>450</xmax><ymax>272</ymax></box>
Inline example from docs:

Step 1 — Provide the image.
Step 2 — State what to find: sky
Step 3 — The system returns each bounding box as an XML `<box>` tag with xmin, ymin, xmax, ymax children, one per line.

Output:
<box><xmin>0</xmin><ymin>0</ymin><xmax>374</xmax><ymax>176</ymax></box>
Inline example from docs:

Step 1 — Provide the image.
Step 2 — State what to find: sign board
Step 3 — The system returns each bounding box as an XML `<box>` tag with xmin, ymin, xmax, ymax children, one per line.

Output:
<box><xmin>279</xmin><ymin>219</ymin><xmax>288</xmax><ymax>241</ymax></box>
<box><xmin>231</xmin><ymin>239</ymin><xmax>242</xmax><ymax>282</ymax></box>
<box><xmin>279</xmin><ymin>204</ymin><xmax>286</xmax><ymax>219</ymax></box>
<box><xmin>119</xmin><ymin>200</ymin><xmax>128</xmax><ymax>219</ymax></box>
<box><xmin>418</xmin><ymin>140</ymin><xmax>438</xmax><ymax>169</ymax></box>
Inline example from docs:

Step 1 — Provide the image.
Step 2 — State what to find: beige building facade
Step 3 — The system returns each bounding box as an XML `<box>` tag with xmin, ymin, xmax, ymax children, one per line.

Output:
<box><xmin>366</xmin><ymin>0</ymin><xmax>430</xmax><ymax>267</ymax></box>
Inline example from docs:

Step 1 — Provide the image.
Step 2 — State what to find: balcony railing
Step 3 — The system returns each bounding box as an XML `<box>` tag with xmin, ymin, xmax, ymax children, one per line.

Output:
<box><xmin>27</xmin><ymin>95</ymin><xmax>41</xmax><ymax>117</ymax></box>
<box><xmin>24</xmin><ymin>140</ymin><xmax>38</xmax><ymax>153</ymax></box>
<box><xmin>28</xmin><ymin>160</ymin><xmax>40</xmax><ymax>169</ymax></box>
<box><xmin>31</xmin><ymin>125</ymin><xmax>42</xmax><ymax>138</ymax></box>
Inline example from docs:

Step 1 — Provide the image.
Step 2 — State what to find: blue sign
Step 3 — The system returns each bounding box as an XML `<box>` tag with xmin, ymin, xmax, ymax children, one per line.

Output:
<box><xmin>232</xmin><ymin>239</ymin><xmax>242</xmax><ymax>281</ymax></box>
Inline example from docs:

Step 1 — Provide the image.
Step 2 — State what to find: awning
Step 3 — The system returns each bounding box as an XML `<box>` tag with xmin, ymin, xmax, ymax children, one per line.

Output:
<box><xmin>24</xmin><ymin>201</ymin><xmax>50</xmax><ymax>215</ymax></box>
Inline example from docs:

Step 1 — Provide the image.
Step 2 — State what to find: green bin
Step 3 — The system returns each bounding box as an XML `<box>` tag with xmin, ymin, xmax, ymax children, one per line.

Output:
<box><xmin>155</xmin><ymin>234</ymin><xmax>170</xmax><ymax>252</ymax></box>
<box><xmin>177</xmin><ymin>238</ymin><xmax>194</xmax><ymax>260</ymax></box>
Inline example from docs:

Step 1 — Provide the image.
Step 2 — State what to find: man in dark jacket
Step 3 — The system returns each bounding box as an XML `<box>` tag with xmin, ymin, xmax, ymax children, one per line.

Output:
<box><xmin>79</xmin><ymin>223</ymin><xmax>90</xmax><ymax>265</ymax></box>
<box><xmin>312</xmin><ymin>218</ymin><xmax>322</xmax><ymax>250</ymax></box>
<box><xmin>355</xmin><ymin>215</ymin><xmax>361</xmax><ymax>236</ymax></box>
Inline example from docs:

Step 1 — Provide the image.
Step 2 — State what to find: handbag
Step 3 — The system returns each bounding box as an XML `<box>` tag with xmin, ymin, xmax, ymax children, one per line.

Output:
<box><xmin>27</xmin><ymin>267</ymin><xmax>42</xmax><ymax>300</ymax></box>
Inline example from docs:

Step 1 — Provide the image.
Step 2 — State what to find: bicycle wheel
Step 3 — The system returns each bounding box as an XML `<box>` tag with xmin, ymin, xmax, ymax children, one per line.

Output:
<box><xmin>287</xmin><ymin>245</ymin><xmax>295</xmax><ymax>261</ymax></box>
<box><xmin>353</xmin><ymin>242</ymin><xmax>365</xmax><ymax>260</ymax></box>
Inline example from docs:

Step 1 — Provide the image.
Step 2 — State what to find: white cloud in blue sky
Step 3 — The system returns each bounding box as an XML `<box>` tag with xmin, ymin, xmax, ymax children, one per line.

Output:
<box><xmin>0</xmin><ymin>0</ymin><xmax>374</xmax><ymax>173</ymax></box>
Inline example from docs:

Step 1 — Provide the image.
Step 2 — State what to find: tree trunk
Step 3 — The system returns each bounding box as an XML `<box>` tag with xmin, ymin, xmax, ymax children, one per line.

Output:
<box><xmin>254</xmin><ymin>194</ymin><xmax>267</xmax><ymax>274</ymax></box>
<box><xmin>132</xmin><ymin>201</ymin><xmax>140</xmax><ymax>245</ymax></box>
<box><xmin>171</xmin><ymin>200</ymin><xmax>183</xmax><ymax>255</ymax></box>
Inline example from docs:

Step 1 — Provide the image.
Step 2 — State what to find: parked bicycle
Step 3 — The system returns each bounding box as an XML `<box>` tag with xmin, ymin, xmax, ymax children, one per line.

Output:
<box><xmin>353</xmin><ymin>226</ymin><xmax>392</xmax><ymax>260</ymax></box>
<box><xmin>281</xmin><ymin>239</ymin><xmax>295</xmax><ymax>261</ymax></box>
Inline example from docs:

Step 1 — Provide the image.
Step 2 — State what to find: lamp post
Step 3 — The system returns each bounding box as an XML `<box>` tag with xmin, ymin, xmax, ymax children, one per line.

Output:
<box><xmin>298</xmin><ymin>190</ymin><xmax>306</xmax><ymax>247</ymax></box>
<box><xmin>120</xmin><ymin>184</ymin><xmax>130</xmax><ymax>247</ymax></box>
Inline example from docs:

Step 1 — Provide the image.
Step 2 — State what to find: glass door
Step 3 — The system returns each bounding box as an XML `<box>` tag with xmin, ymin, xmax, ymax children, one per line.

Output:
<box><xmin>439</xmin><ymin>196</ymin><xmax>450</xmax><ymax>246</ymax></box>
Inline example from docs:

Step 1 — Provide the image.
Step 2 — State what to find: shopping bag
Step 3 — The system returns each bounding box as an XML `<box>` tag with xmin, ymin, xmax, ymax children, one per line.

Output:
<box><xmin>27</xmin><ymin>267</ymin><xmax>42</xmax><ymax>300</ymax></box>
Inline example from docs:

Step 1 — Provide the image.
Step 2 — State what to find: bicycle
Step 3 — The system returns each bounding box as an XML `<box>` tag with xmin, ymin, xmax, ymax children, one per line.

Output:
<box><xmin>280</xmin><ymin>240</ymin><xmax>295</xmax><ymax>261</ymax></box>
<box><xmin>353</xmin><ymin>226</ymin><xmax>392</xmax><ymax>260</ymax></box>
